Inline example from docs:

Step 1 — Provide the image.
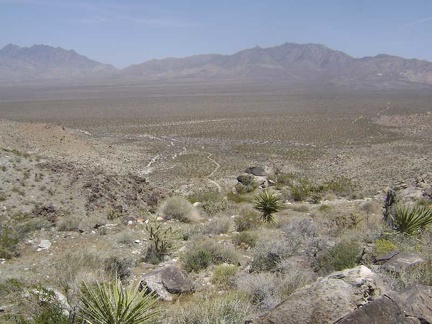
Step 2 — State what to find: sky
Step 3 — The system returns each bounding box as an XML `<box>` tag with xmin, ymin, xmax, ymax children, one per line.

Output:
<box><xmin>0</xmin><ymin>0</ymin><xmax>431</xmax><ymax>68</ymax></box>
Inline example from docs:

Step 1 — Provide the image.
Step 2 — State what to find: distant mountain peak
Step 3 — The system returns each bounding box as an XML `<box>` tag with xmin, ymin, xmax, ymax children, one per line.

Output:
<box><xmin>1</xmin><ymin>42</ymin><xmax>432</xmax><ymax>89</ymax></box>
<box><xmin>0</xmin><ymin>43</ymin><xmax>117</xmax><ymax>81</ymax></box>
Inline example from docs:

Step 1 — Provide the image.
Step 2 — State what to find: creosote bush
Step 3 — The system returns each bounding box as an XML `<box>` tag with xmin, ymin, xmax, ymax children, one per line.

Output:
<box><xmin>234</xmin><ymin>207</ymin><xmax>260</xmax><ymax>232</ymax></box>
<box><xmin>187</xmin><ymin>190</ymin><xmax>227</xmax><ymax>215</ymax></box>
<box><xmin>159</xmin><ymin>196</ymin><xmax>196</xmax><ymax>222</ymax></box>
<box><xmin>0</xmin><ymin>225</ymin><xmax>21</xmax><ymax>259</ymax></box>
<box><xmin>181</xmin><ymin>239</ymin><xmax>239</xmax><ymax>273</ymax></box>
<box><xmin>232</xmin><ymin>231</ymin><xmax>258</xmax><ymax>248</ymax></box>
<box><xmin>316</xmin><ymin>240</ymin><xmax>362</xmax><ymax>273</ymax></box>
<box><xmin>211</xmin><ymin>264</ymin><xmax>238</xmax><ymax>288</ymax></box>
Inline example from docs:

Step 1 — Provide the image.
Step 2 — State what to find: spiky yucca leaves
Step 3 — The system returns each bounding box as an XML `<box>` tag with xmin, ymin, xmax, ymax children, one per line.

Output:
<box><xmin>80</xmin><ymin>278</ymin><xmax>160</xmax><ymax>324</ymax></box>
<box><xmin>253</xmin><ymin>190</ymin><xmax>281</xmax><ymax>223</ymax></box>
<box><xmin>394</xmin><ymin>204</ymin><xmax>432</xmax><ymax>235</ymax></box>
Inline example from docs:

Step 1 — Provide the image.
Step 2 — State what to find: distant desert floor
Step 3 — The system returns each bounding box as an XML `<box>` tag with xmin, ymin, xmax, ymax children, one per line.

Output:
<box><xmin>0</xmin><ymin>84</ymin><xmax>431</xmax><ymax>194</ymax></box>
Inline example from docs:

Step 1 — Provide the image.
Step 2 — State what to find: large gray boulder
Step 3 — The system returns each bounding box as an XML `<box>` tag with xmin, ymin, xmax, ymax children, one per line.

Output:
<box><xmin>160</xmin><ymin>265</ymin><xmax>195</xmax><ymax>294</ymax></box>
<box><xmin>252</xmin><ymin>266</ymin><xmax>387</xmax><ymax>324</ymax></box>
<box><xmin>140</xmin><ymin>265</ymin><xmax>194</xmax><ymax>301</ymax></box>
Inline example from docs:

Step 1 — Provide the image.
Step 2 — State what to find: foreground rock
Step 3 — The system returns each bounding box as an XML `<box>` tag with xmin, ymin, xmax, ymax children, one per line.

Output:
<box><xmin>252</xmin><ymin>265</ymin><xmax>432</xmax><ymax>324</ymax></box>
<box><xmin>252</xmin><ymin>266</ymin><xmax>387</xmax><ymax>324</ymax></box>
<box><xmin>140</xmin><ymin>265</ymin><xmax>194</xmax><ymax>301</ymax></box>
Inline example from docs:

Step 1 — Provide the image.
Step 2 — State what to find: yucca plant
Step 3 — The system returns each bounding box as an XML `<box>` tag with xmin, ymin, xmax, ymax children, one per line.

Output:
<box><xmin>394</xmin><ymin>204</ymin><xmax>432</xmax><ymax>235</ymax></box>
<box><xmin>80</xmin><ymin>278</ymin><xmax>160</xmax><ymax>324</ymax></box>
<box><xmin>253</xmin><ymin>190</ymin><xmax>281</xmax><ymax>223</ymax></box>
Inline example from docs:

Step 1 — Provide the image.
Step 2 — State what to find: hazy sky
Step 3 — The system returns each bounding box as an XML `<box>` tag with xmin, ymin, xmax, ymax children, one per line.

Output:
<box><xmin>1</xmin><ymin>0</ymin><xmax>431</xmax><ymax>67</ymax></box>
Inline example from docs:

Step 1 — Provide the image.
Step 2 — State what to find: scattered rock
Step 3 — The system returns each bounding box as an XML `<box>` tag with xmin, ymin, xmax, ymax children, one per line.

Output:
<box><xmin>37</xmin><ymin>240</ymin><xmax>51</xmax><ymax>251</ymax></box>
<box><xmin>374</xmin><ymin>250</ymin><xmax>400</xmax><ymax>263</ymax></box>
<box><xmin>381</xmin><ymin>252</ymin><xmax>424</xmax><ymax>273</ymax></box>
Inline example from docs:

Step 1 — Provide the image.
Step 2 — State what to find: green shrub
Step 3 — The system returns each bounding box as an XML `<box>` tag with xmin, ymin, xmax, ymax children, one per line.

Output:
<box><xmin>226</xmin><ymin>191</ymin><xmax>250</xmax><ymax>203</ymax></box>
<box><xmin>316</xmin><ymin>240</ymin><xmax>362</xmax><ymax>273</ymax></box>
<box><xmin>182</xmin><ymin>239</ymin><xmax>239</xmax><ymax>273</ymax></box>
<box><xmin>0</xmin><ymin>225</ymin><xmax>20</xmax><ymax>259</ymax></box>
<box><xmin>322</xmin><ymin>177</ymin><xmax>355</xmax><ymax>197</ymax></box>
<box><xmin>57</xmin><ymin>215</ymin><xmax>81</xmax><ymax>232</ymax></box>
<box><xmin>106</xmin><ymin>206</ymin><xmax>124</xmax><ymax>220</ymax></box>
<box><xmin>211</xmin><ymin>264</ymin><xmax>238</xmax><ymax>288</ymax></box>
<box><xmin>234</xmin><ymin>208</ymin><xmax>260</xmax><ymax>232</ymax></box>
<box><xmin>250</xmin><ymin>235</ymin><xmax>300</xmax><ymax>272</ymax></box>
<box><xmin>394</xmin><ymin>204</ymin><xmax>432</xmax><ymax>235</ymax></box>
<box><xmin>373</xmin><ymin>239</ymin><xmax>397</xmax><ymax>257</ymax></box>
<box><xmin>171</xmin><ymin>292</ymin><xmax>253</xmax><ymax>324</ymax></box>
<box><xmin>318</xmin><ymin>204</ymin><xmax>332</xmax><ymax>213</ymax></box>
<box><xmin>232</xmin><ymin>231</ymin><xmax>258</xmax><ymax>248</ymax></box>
<box><xmin>159</xmin><ymin>196</ymin><xmax>195</xmax><ymax>222</ymax></box>
<box><xmin>200</xmin><ymin>218</ymin><xmax>231</xmax><ymax>235</ymax></box>
<box><xmin>188</xmin><ymin>191</ymin><xmax>227</xmax><ymax>215</ymax></box>
<box><xmin>104</xmin><ymin>256</ymin><xmax>134</xmax><ymax>282</ymax></box>
<box><xmin>289</xmin><ymin>179</ymin><xmax>314</xmax><ymax>202</ymax></box>
<box><xmin>236</xmin><ymin>175</ymin><xmax>258</xmax><ymax>193</ymax></box>
<box><xmin>253</xmin><ymin>190</ymin><xmax>281</xmax><ymax>223</ymax></box>
<box><xmin>80</xmin><ymin>278</ymin><xmax>160</xmax><ymax>324</ymax></box>
<box><xmin>333</xmin><ymin>213</ymin><xmax>363</xmax><ymax>230</ymax></box>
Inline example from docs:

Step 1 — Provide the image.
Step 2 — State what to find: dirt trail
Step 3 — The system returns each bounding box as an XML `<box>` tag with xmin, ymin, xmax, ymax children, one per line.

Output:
<box><xmin>206</xmin><ymin>153</ymin><xmax>222</xmax><ymax>192</ymax></box>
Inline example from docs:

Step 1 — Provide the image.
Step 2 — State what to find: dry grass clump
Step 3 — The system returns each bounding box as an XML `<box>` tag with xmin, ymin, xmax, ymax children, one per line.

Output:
<box><xmin>236</xmin><ymin>268</ymin><xmax>314</xmax><ymax>310</ymax></box>
<box><xmin>250</xmin><ymin>231</ymin><xmax>302</xmax><ymax>272</ymax></box>
<box><xmin>159</xmin><ymin>196</ymin><xmax>199</xmax><ymax>223</ymax></box>
<box><xmin>53</xmin><ymin>251</ymin><xmax>106</xmax><ymax>307</ymax></box>
<box><xmin>199</xmin><ymin>218</ymin><xmax>232</xmax><ymax>235</ymax></box>
<box><xmin>234</xmin><ymin>206</ymin><xmax>260</xmax><ymax>232</ymax></box>
<box><xmin>211</xmin><ymin>264</ymin><xmax>239</xmax><ymax>288</ymax></box>
<box><xmin>169</xmin><ymin>292</ymin><xmax>254</xmax><ymax>324</ymax></box>
<box><xmin>57</xmin><ymin>214</ymin><xmax>81</xmax><ymax>232</ymax></box>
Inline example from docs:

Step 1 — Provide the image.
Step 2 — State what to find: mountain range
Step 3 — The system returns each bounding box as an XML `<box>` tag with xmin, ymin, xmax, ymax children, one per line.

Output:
<box><xmin>1</xmin><ymin>43</ymin><xmax>432</xmax><ymax>89</ymax></box>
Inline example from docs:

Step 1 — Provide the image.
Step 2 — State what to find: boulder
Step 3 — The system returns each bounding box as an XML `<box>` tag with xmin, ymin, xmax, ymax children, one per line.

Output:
<box><xmin>252</xmin><ymin>266</ymin><xmax>388</xmax><ymax>324</ymax></box>
<box><xmin>389</xmin><ymin>285</ymin><xmax>432</xmax><ymax>323</ymax></box>
<box><xmin>336</xmin><ymin>295</ymin><xmax>405</xmax><ymax>324</ymax></box>
<box><xmin>245</xmin><ymin>166</ymin><xmax>267</xmax><ymax>177</ymax></box>
<box><xmin>140</xmin><ymin>266</ymin><xmax>194</xmax><ymax>301</ymax></box>
<box><xmin>160</xmin><ymin>266</ymin><xmax>195</xmax><ymax>294</ymax></box>
<box><xmin>381</xmin><ymin>252</ymin><xmax>424</xmax><ymax>273</ymax></box>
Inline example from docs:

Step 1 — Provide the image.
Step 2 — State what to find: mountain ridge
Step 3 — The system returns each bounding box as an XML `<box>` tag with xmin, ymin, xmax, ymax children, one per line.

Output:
<box><xmin>1</xmin><ymin>42</ymin><xmax>432</xmax><ymax>88</ymax></box>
